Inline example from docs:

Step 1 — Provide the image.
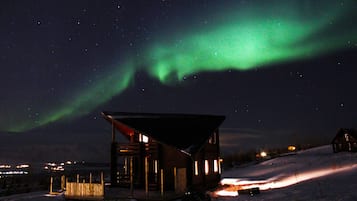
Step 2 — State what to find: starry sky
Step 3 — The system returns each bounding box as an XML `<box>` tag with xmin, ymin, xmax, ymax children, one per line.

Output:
<box><xmin>0</xmin><ymin>0</ymin><xmax>357</xmax><ymax>162</ymax></box>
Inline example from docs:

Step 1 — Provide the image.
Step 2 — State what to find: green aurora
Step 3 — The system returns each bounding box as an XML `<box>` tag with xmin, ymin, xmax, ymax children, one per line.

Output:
<box><xmin>6</xmin><ymin>0</ymin><xmax>357</xmax><ymax>132</ymax></box>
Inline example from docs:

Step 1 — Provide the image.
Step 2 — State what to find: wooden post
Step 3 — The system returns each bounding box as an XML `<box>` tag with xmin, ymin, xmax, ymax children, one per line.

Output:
<box><xmin>160</xmin><ymin>169</ymin><xmax>164</xmax><ymax>197</ymax></box>
<box><xmin>111</xmin><ymin>142</ymin><xmax>118</xmax><ymax>186</ymax></box>
<box><xmin>50</xmin><ymin>177</ymin><xmax>53</xmax><ymax>194</ymax></box>
<box><xmin>130</xmin><ymin>156</ymin><xmax>134</xmax><ymax>197</ymax></box>
<box><xmin>101</xmin><ymin>172</ymin><xmax>104</xmax><ymax>196</ymax></box>
<box><xmin>124</xmin><ymin>157</ymin><xmax>128</xmax><ymax>175</ymax></box>
<box><xmin>90</xmin><ymin>173</ymin><xmax>92</xmax><ymax>184</ymax></box>
<box><xmin>111</xmin><ymin>120</ymin><xmax>116</xmax><ymax>142</ymax></box>
<box><xmin>66</xmin><ymin>177</ymin><xmax>68</xmax><ymax>193</ymax></box>
<box><xmin>61</xmin><ymin>175</ymin><xmax>65</xmax><ymax>191</ymax></box>
<box><xmin>89</xmin><ymin>173</ymin><xmax>93</xmax><ymax>195</ymax></box>
<box><xmin>111</xmin><ymin>119</ymin><xmax>118</xmax><ymax>187</ymax></box>
<box><xmin>145</xmin><ymin>156</ymin><xmax>149</xmax><ymax>197</ymax></box>
<box><xmin>174</xmin><ymin>167</ymin><xmax>177</xmax><ymax>193</ymax></box>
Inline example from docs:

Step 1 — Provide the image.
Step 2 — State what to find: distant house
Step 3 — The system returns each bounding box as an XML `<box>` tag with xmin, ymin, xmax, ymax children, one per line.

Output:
<box><xmin>332</xmin><ymin>128</ymin><xmax>357</xmax><ymax>153</ymax></box>
<box><xmin>101</xmin><ymin>111</ymin><xmax>225</xmax><ymax>193</ymax></box>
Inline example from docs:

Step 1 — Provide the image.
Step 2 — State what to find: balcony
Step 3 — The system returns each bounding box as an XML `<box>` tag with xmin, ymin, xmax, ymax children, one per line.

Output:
<box><xmin>117</xmin><ymin>142</ymin><xmax>158</xmax><ymax>156</ymax></box>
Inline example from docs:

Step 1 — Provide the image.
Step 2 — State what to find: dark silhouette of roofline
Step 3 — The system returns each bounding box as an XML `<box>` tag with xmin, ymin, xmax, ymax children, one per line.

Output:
<box><xmin>101</xmin><ymin>111</ymin><xmax>225</xmax><ymax>155</ymax></box>
<box><xmin>102</xmin><ymin>111</ymin><xmax>225</xmax><ymax>119</ymax></box>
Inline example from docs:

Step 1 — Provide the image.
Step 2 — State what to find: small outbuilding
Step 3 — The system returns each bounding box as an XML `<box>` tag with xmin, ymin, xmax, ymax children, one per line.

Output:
<box><xmin>101</xmin><ymin>111</ymin><xmax>225</xmax><ymax>194</ymax></box>
<box><xmin>332</xmin><ymin>128</ymin><xmax>357</xmax><ymax>153</ymax></box>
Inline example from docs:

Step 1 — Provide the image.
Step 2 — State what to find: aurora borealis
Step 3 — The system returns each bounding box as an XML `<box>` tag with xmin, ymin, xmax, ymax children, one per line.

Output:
<box><xmin>1</xmin><ymin>0</ymin><xmax>356</xmax><ymax>133</ymax></box>
<box><xmin>0</xmin><ymin>0</ymin><xmax>357</xmax><ymax>162</ymax></box>
<box><xmin>145</xmin><ymin>1</ymin><xmax>355</xmax><ymax>82</ymax></box>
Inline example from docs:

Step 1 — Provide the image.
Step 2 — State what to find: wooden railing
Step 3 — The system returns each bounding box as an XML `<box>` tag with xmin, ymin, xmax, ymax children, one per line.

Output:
<box><xmin>117</xmin><ymin>142</ymin><xmax>158</xmax><ymax>156</ymax></box>
<box><xmin>64</xmin><ymin>173</ymin><xmax>104</xmax><ymax>200</ymax></box>
<box><xmin>117</xmin><ymin>143</ymin><xmax>140</xmax><ymax>155</ymax></box>
<box><xmin>145</xmin><ymin>141</ymin><xmax>158</xmax><ymax>155</ymax></box>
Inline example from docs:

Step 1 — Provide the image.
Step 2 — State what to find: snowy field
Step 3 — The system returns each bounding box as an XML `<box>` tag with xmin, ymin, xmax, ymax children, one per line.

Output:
<box><xmin>213</xmin><ymin>145</ymin><xmax>357</xmax><ymax>201</ymax></box>
<box><xmin>2</xmin><ymin>145</ymin><xmax>357</xmax><ymax>201</ymax></box>
<box><xmin>0</xmin><ymin>192</ymin><xmax>64</xmax><ymax>201</ymax></box>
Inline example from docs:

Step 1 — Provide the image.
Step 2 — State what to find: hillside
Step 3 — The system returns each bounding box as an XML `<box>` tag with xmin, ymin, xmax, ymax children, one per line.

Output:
<box><xmin>214</xmin><ymin>145</ymin><xmax>357</xmax><ymax>200</ymax></box>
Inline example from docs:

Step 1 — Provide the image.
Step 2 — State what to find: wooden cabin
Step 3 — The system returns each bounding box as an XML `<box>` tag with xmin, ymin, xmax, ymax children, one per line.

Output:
<box><xmin>332</xmin><ymin>128</ymin><xmax>357</xmax><ymax>153</ymax></box>
<box><xmin>101</xmin><ymin>111</ymin><xmax>225</xmax><ymax>193</ymax></box>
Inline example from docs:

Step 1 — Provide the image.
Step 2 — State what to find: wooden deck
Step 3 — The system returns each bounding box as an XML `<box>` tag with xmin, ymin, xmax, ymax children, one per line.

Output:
<box><xmin>104</xmin><ymin>187</ymin><xmax>182</xmax><ymax>201</ymax></box>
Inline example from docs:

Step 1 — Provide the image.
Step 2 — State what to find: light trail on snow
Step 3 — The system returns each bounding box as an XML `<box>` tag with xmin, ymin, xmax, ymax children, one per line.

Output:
<box><xmin>215</xmin><ymin>163</ymin><xmax>357</xmax><ymax>197</ymax></box>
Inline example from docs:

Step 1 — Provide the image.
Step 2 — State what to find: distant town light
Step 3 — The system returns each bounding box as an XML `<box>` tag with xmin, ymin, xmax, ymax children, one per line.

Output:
<box><xmin>0</xmin><ymin>165</ymin><xmax>11</xmax><ymax>169</ymax></box>
<box><xmin>0</xmin><ymin>170</ymin><xmax>28</xmax><ymax>175</ymax></box>
<box><xmin>16</xmin><ymin>164</ymin><xmax>30</xmax><ymax>169</ymax></box>
<box><xmin>47</xmin><ymin>162</ymin><xmax>56</xmax><ymax>167</ymax></box>
<box><xmin>260</xmin><ymin>151</ymin><xmax>267</xmax><ymax>158</ymax></box>
<box><xmin>288</xmin><ymin>146</ymin><xmax>296</xmax><ymax>151</ymax></box>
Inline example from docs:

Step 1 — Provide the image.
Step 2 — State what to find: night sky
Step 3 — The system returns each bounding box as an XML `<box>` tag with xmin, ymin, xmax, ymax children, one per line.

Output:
<box><xmin>1</xmin><ymin>0</ymin><xmax>357</xmax><ymax>163</ymax></box>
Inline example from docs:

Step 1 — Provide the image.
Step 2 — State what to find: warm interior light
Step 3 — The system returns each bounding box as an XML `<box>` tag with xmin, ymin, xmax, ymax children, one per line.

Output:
<box><xmin>214</xmin><ymin>160</ymin><xmax>218</xmax><ymax>173</ymax></box>
<box><xmin>205</xmin><ymin>160</ymin><xmax>209</xmax><ymax>175</ymax></box>
<box><xmin>260</xmin><ymin>151</ymin><xmax>267</xmax><ymax>157</ymax></box>
<box><xmin>194</xmin><ymin>161</ymin><xmax>199</xmax><ymax>176</ymax></box>
<box><xmin>288</xmin><ymin>146</ymin><xmax>296</xmax><ymax>151</ymax></box>
<box><xmin>142</xmin><ymin>135</ymin><xmax>149</xmax><ymax>143</ymax></box>
<box><xmin>139</xmin><ymin>133</ymin><xmax>149</xmax><ymax>143</ymax></box>
<box><xmin>154</xmin><ymin>160</ymin><xmax>158</xmax><ymax>174</ymax></box>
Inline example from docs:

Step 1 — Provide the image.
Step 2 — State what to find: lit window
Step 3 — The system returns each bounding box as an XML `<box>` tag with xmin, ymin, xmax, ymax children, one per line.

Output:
<box><xmin>139</xmin><ymin>133</ymin><xmax>149</xmax><ymax>143</ymax></box>
<box><xmin>142</xmin><ymin>135</ymin><xmax>149</xmax><ymax>143</ymax></box>
<box><xmin>345</xmin><ymin>133</ymin><xmax>349</xmax><ymax>142</ymax></box>
<box><xmin>219</xmin><ymin>158</ymin><xmax>222</xmax><ymax>174</ymax></box>
<box><xmin>205</xmin><ymin>160</ymin><xmax>209</xmax><ymax>175</ymax></box>
<box><xmin>194</xmin><ymin>161</ymin><xmax>199</xmax><ymax>176</ymax></box>
<box><xmin>154</xmin><ymin>160</ymin><xmax>158</xmax><ymax>174</ymax></box>
<box><xmin>213</xmin><ymin>160</ymin><xmax>218</xmax><ymax>173</ymax></box>
<box><xmin>208</xmin><ymin>132</ymin><xmax>217</xmax><ymax>144</ymax></box>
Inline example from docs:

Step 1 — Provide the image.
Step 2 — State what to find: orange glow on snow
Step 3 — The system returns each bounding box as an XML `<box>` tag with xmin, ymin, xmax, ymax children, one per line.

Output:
<box><xmin>215</xmin><ymin>163</ymin><xmax>357</xmax><ymax>197</ymax></box>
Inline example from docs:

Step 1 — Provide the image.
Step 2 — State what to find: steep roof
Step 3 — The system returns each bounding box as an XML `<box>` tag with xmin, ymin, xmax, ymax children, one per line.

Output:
<box><xmin>101</xmin><ymin>111</ymin><xmax>225</xmax><ymax>155</ymax></box>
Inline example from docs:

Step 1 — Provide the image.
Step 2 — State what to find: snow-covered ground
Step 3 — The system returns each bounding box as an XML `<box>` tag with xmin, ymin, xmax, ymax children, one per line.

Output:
<box><xmin>2</xmin><ymin>145</ymin><xmax>357</xmax><ymax>201</ymax></box>
<box><xmin>0</xmin><ymin>192</ymin><xmax>64</xmax><ymax>201</ymax></box>
<box><xmin>213</xmin><ymin>145</ymin><xmax>357</xmax><ymax>201</ymax></box>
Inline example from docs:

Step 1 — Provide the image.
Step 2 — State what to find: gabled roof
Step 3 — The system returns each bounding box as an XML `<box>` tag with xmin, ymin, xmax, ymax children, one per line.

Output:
<box><xmin>332</xmin><ymin>128</ymin><xmax>357</xmax><ymax>143</ymax></box>
<box><xmin>101</xmin><ymin>111</ymin><xmax>225</xmax><ymax>155</ymax></box>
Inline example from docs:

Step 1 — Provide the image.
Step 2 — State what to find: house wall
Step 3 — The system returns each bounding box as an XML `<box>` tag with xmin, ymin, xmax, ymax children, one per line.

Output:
<box><xmin>157</xmin><ymin>131</ymin><xmax>222</xmax><ymax>192</ymax></box>
<box><xmin>112</xmin><ymin>131</ymin><xmax>222</xmax><ymax>192</ymax></box>
<box><xmin>160</xmin><ymin>144</ymin><xmax>188</xmax><ymax>191</ymax></box>
<box><xmin>191</xmin><ymin>130</ymin><xmax>221</xmax><ymax>190</ymax></box>
<box><xmin>332</xmin><ymin>134</ymin><xmax>357</xmax><ymax>152</ymax></box>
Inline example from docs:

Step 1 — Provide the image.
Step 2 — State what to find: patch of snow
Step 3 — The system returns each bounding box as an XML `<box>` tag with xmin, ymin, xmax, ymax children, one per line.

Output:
<box><xmin>214</xmin><ymin>145</ymin><xmax>357</xmax><ymax>200</ymax></box>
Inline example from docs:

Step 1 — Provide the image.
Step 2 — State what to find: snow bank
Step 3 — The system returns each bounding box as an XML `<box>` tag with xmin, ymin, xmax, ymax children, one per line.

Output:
<box><xmin>214</xmin><ymin>145</ymin><xmax>357</xmax><ymax>200</ymax></box>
